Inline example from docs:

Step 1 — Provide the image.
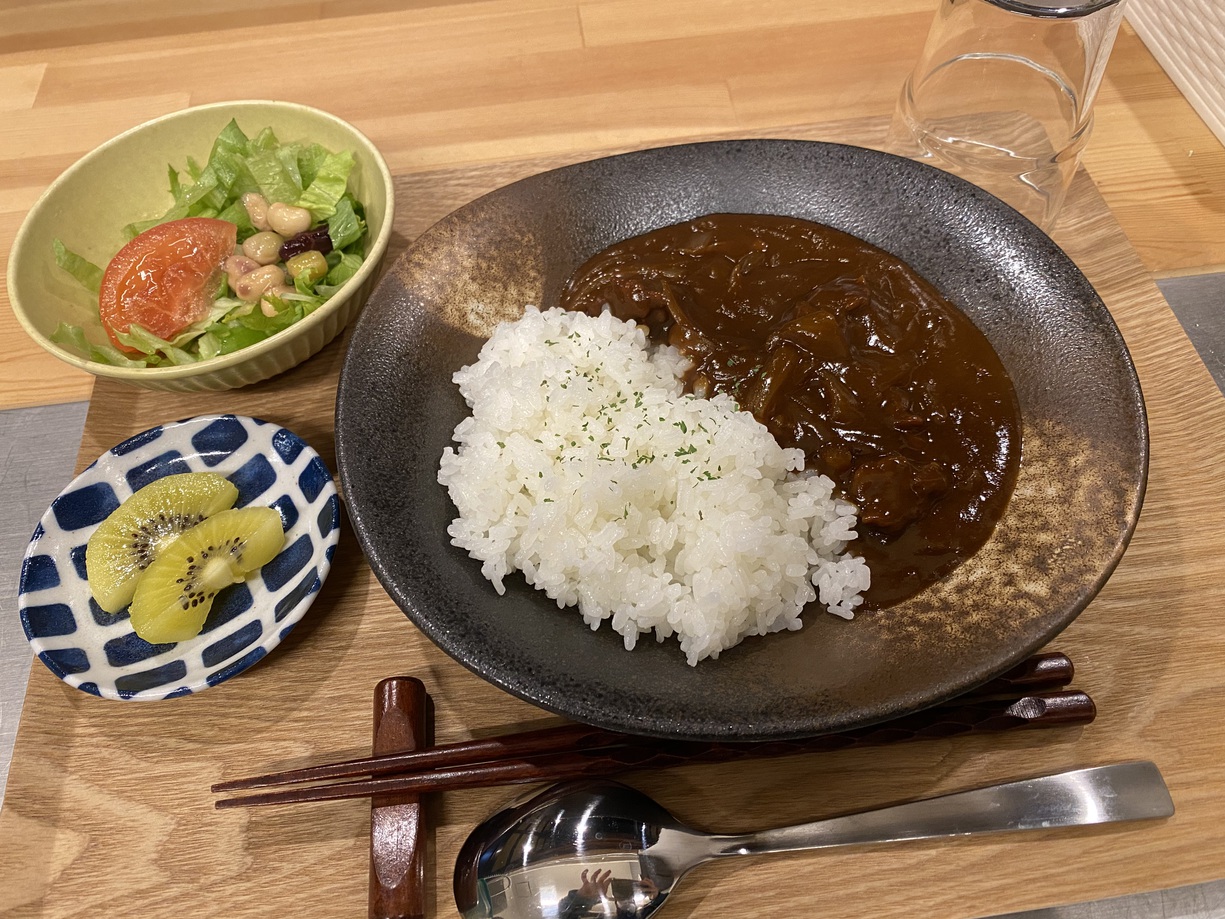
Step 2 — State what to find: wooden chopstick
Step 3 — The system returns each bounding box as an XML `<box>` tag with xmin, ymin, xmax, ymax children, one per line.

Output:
<box><xmin>213</xmin><ymin>651</ymin><xmax>1074</xmax><ymax>796</ymax></box>
<box><xmin>214</xmin><ymin>721</ymin><xmax>631</xmax><ymax>793</ymax></box>
<box><xmin>215</xmin><ymin>655</ymin><xmax>1088</xmax><ymax>810</ymax></box>
<box><xmin>215</xmin><ymin>689</ymin><xmax>1094</xmax><ymax>809</ymax></box>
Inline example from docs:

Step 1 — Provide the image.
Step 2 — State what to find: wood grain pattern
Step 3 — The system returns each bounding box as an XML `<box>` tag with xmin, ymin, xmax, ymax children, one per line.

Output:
<box><xmin>0</xmin><ymin>1</ymin><xmax>1222</xmax><ymax>409</ymax></box>
<box><xmin>1</xmin><ymin>116</ymin><xmax>1224</xmax><ymax>919</ymax></box>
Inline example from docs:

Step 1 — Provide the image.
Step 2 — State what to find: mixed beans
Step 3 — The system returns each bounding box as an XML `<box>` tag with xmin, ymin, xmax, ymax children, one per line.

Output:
<box><xmin>225</xmin><ymin>192</ymin><xmax>336</xmax><ymax>317</ymax></box>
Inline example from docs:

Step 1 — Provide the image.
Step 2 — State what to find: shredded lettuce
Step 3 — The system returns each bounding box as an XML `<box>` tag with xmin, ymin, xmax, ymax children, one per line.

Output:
<box><xmin>327</xmin><ymin>195</ymin><xmax>366</xmax><ymax>251</ymax></box>
<box><xmin>52</xmin><ymin>240</ymin><xmax>104</xmax><ymax>294</ymax></box>
<box><xmin>247</xmin><ymin>148</ymin><xmax>302</xmax><ymax>210</ymax></box>
<box><xmin>297</xmin><ymin>150</ymin><xmax>355</xmax><ymax>221</ymax></box>
<box><xmin>216</xmin><ymin>198</ymin><xmax>253</xmax><ymax>236</ymax></box>
<box><xmin>250</xmin><ymin>126</ymin><xmax>279</xmax><ymax>152</ymax></box>
<box><xmin>51</xmin><ymin>119</ymin><xmax>370</xmax><ymax>368</ymax></box>
<box><xmin>211</xmin><ymin>119</ymin><xmax>250</xmax><ymax>161</ymax></box>
<box><xmin>51</xmin><ymin>323</ymin><xmax>148</xmax><ymax>368</ymax></box>
<box><xmin>293</xmin><ymin>268</ymin><xmax>317</xmax><ymax>297</ymax></box>
<box><xmin>296</xmin><ymin>144</ymin><xmax>329</xmax><ymax>189</ymax></box>
<box><xmin>324</xmin><ymin>251</ymin><xmax>364</xmax><ymax>288</ymax></box>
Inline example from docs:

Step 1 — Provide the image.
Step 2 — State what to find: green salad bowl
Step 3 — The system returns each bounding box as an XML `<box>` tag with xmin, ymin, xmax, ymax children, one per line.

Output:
<box><xmin>6</xmin><ymin>99</ymin><xmax>394</xmax><ymax>392</ymax></box>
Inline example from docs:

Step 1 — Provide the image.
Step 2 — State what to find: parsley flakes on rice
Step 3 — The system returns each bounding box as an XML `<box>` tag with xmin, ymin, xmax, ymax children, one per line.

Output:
<box><xmin>438</xmin><ymin>306</ymin><xmax>869</xmax><ymax>666</ymax></box>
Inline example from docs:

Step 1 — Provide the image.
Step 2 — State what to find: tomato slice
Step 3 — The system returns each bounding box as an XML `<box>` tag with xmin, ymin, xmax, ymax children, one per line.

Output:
<box><xmin>99</xmin><ymin>217</ymin><xmax>237</xmax><ymax>350</ymax></box>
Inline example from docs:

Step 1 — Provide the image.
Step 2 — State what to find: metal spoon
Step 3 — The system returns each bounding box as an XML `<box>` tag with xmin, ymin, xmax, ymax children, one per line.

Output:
<box><xmin>454</xmin><ymin>761</ymin><xmax>1173</xmax><ymax>919</ymax></box>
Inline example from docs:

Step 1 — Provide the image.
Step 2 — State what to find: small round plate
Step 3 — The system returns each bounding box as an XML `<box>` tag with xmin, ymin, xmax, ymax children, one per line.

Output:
<box><xmin>18</xmin><ymin>414</ymin><xmax>340</xmax><ymax>701</ymax></box>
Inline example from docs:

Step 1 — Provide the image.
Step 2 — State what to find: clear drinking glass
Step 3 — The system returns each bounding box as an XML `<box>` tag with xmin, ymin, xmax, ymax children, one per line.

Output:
<box><xmin>888</xmin><ymin>0</ymin><xmax>1128</xmax><ymax>230</ymax></box>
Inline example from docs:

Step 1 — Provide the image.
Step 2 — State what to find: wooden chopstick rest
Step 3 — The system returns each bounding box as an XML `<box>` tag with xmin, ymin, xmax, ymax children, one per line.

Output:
<box><xmin>369</xmin><ymin>677</ymin><xmax>432</xmax><ymax>919</ymax></box>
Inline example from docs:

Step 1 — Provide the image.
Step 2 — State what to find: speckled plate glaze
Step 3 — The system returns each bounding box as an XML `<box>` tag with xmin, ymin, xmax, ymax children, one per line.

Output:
<box><xmin>335</xmin><ymin>139</ymin><xmax>1148</xmax><ymax>741</ymax></box>
<box><xmin>18</xmin><ymin>414</ymin><xmax>340</xmax><ymax>701</ymax></box>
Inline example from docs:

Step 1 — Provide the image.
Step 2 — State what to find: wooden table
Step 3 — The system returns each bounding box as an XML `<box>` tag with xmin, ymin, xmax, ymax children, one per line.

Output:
<box><xmin>3</xmin><ymin>3</ymin><xmax>1225</xmax><ymax>917</ymax></box>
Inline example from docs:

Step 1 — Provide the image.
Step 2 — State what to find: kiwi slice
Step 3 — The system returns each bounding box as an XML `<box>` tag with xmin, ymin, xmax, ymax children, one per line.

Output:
<box><xmin>87</xmin><ymin>471</ymin><xmax>239</xmax><ymax>613</ymax></box>
<box><xmin>128</xmin><ymin>506</ymin><xmax>285</xmax><ymax>644</ymax></box>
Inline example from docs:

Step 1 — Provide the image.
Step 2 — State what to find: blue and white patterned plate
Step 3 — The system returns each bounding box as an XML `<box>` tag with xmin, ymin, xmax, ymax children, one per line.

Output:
<box><xmin>18</xmin><ymin>414</ymin><xmax>340</xmax><ymax>701</ymax></box>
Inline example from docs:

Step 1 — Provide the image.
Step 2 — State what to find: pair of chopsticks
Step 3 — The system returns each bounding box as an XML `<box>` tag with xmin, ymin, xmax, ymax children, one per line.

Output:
<box><xmin>213</xmin><ymin>652</ymin><xmax>1092</xmax><ymax>810</ymax></box>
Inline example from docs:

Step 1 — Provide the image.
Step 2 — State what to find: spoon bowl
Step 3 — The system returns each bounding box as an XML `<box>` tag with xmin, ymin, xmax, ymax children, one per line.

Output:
<box><xmin>454</xmin><ymin>761</ymin><xmax>1173</xmax><ymax>919</ymax></box>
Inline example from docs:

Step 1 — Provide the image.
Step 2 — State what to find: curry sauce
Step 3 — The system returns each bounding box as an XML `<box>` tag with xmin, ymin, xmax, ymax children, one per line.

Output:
<box><xmin>560</xmin><ymin>213</ymin><xmax>1021</xmax><ymax>608</ymax></box>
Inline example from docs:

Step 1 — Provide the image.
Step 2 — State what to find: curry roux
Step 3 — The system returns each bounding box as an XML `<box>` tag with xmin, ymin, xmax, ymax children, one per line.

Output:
<box><xmin>559</xmin><ymin>213</ymin><xmax>1022</xmax><ymax>609</ymax></box>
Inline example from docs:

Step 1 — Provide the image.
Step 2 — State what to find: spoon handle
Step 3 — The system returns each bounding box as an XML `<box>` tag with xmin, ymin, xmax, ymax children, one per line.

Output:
<box><xmin>721</xmin><ymin>761</ymin><xmax>1173</xmax><ymax>857</ymax></box>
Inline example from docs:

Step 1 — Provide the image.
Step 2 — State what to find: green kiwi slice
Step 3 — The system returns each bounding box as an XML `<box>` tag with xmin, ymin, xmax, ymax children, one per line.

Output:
<box><xmin>128</xmin><ymin>506</ymin><xmax>285</xmax><ymax>644</ymax></box>
<box><xmin>86</xmin><ymin>472</ymin><xmax>239</xmax><ymax>613</ymax></box>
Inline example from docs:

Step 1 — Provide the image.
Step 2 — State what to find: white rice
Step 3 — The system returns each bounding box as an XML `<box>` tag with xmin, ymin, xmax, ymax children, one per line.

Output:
<box><xmin>438</xmin><ymin>306</ymin><xmax>870</xmax><ymax>665</ymax></box>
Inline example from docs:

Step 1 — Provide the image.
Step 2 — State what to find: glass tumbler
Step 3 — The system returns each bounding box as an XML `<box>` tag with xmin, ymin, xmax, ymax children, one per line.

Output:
<box><xmin>888</xmin><ymin>0</ymin><xmax>1128</xmax><ymax>229</ymax></box>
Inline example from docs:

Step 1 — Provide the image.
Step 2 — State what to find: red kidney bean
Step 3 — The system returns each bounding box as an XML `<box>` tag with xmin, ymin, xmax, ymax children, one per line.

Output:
<box><xmin>279</xmin><ymin>225</ymin><xmax>333</xmax><ymax>260</ymax></box>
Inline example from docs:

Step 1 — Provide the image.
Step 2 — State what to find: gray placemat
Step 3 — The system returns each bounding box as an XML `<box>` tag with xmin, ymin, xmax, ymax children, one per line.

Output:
<box><xmin>0</xmin><ymin>400</ymin><xmax>88</xmax><ymax>807</ymax></box>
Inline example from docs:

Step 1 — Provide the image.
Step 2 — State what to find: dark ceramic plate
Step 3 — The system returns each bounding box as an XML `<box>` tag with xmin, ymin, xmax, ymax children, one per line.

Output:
<box><xmin>335</xmin><ymin>140</ymin><xmax>1147</xmax><ymax>741</ymax></box>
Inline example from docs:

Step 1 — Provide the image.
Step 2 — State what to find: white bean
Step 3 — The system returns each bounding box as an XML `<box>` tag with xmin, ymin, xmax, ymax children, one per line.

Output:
<box><xmin>260</xmin><ymin>284</ymin><xmax>294</xmax><ymax>317</ymax></box>
<box><xmin>224</xmin><ymin>255</ymin><xmax>260</xmax><ymax>292</ymax></box>
<box><xmin>267</xmin><ymin>202</ymin><xmax>312</xmax><ymax>238</ymax></box>
<box><xmin>242</xmin><ymin>230</ymin><xmax>285</xmax><ymax>266</ymax></box>
<box><xmin>234</xmin><ymin>264</ymin><xmax>287</xmax><ymax>302</ymax></box>
<box><xmin>242</xmin><ymin>192</ymin><xmax>270</xmax><ymax>232</ymax></box>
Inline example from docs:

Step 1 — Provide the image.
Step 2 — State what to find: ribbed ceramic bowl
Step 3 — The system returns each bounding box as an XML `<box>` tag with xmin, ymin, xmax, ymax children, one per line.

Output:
<box><xmin>6</xmin><ymin>100</ymin><xmax>394</xmax><ymax>392</ymax></box>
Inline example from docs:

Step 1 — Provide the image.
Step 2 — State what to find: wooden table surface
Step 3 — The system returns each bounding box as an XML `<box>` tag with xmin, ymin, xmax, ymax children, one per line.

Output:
<box><xmin>1</xmin><ymin>0</ymin><xmax>1224</xmax><ymax>412</ymax></box>
<box><xmin>2</xmin><ymin>2</ymin><xmax>1225</xmax><ymax>918</ymax></box>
